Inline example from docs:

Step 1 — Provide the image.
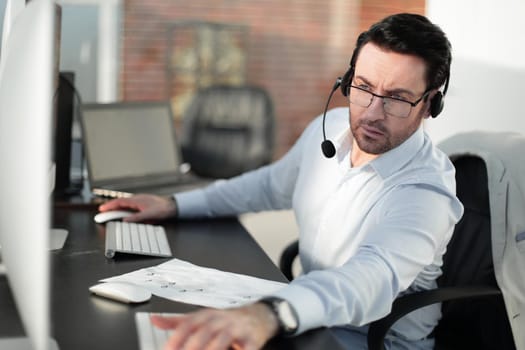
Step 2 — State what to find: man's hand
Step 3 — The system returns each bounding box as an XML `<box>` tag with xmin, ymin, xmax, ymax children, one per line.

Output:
<box><xmin>98</xmin><ymin>194</ymin><xmax>177</xmax><ymax>223</ymax></box>
<box><xmin>151</xmin><ymin>303</ymin><xmax>280</xmax><ymax>350</ymax></box>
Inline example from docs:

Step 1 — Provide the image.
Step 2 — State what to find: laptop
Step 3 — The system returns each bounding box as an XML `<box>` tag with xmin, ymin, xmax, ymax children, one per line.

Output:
<box><xmin>80</xmin><ymin>101</ymin><xmax>208</xmax><ymax>198</ymax></box>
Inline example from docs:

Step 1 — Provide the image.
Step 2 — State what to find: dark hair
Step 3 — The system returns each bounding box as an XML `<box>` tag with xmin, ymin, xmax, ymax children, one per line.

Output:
<box><xmin>350</xmin><ymin>13</ymin><xmax>451</xmax><ymax>93</ymax></box>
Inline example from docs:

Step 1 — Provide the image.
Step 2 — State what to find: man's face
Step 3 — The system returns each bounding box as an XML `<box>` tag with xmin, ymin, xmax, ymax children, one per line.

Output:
<box><xmin>349</xmin><ymin>43</ymin><xmax>430</xmax><ymax>155</ymax></box>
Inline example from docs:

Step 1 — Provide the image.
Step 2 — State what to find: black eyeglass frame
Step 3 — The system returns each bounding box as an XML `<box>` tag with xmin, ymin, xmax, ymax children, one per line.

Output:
<box><xmin>348</xmin><ymin>85</ymin><xmax>431</xmax><ymax>118</ymax></box>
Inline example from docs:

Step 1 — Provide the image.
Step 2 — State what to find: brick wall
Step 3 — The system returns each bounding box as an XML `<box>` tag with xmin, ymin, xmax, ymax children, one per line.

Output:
<box><xmin>121</xmin><ymin>0</ymin><xmax>424</xmax><ymax>158</ymax></box>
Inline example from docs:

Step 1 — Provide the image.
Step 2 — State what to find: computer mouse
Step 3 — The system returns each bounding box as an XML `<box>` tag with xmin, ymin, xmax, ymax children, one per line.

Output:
<box><xmin>93</xmin><ymin>210</ymin><xmax>134</xmax><ymax>224</ymax></box>
<box><xmin>89</xmin><ymin>282</ymin><xmax>152</xmax><ymax>303</ymax></box>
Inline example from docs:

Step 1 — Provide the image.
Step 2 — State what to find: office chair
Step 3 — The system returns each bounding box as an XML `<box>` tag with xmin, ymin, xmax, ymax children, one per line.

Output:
<box><xmin>279</xmin><ymin>155</ymin><xmax>517</xmax><ymax>349</ymax></box>
<box><xmin>180</xmin><ymin>85</ymin><xmax>275</xmax><ymax>179</ymax></box>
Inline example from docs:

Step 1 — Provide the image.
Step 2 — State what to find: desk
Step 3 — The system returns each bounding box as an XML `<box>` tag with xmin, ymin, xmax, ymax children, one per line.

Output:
<box><xmin>1</xmin><ymin>206</ymin><xmax>344</xmax><ymax>350</ymax></box>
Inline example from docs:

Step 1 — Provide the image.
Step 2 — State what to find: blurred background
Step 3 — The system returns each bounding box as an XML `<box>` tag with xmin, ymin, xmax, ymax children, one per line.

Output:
<box><xmin>1</xmin><ymin>0</ymin><xmax>524</xmax><ymax>264</ymax></box>
<box><xmin>2</xmin><ymin>0</ymin><xmax>427</xmax><ymax>159</ymax></box>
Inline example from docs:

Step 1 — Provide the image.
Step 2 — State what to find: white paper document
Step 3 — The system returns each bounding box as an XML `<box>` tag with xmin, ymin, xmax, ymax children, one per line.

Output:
<box><xmin>102</xmin><ymin>258</ymin><xmax>288</xmax><ymax>308</ymax></box>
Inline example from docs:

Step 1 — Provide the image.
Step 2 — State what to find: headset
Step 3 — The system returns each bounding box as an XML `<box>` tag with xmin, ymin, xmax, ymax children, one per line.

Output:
<box><xmin>321</xmin><ymin>55</ymin><xmax>450</xmax><ymax>158</ymax></box>
<box><xmin>339</xmin><ymin>66</ymin><xmax>449</xmax><ymax>118</ymax></box>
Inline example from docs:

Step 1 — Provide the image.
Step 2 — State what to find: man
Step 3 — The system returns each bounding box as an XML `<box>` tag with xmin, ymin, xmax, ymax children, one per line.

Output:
<box><xmin>100</xmin><ymin>13</ymin><xmax>463</xmax><ymax>350</ymax></box>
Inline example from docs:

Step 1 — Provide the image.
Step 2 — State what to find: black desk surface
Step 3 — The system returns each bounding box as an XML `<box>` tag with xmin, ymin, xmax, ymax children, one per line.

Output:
<box><xmin>0</xmin><ymin>205</ymin><xmax>344</xmax><ymax>350</ymax></box>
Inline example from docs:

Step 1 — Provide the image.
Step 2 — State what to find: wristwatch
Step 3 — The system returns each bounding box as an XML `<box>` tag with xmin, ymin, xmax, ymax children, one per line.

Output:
<box><xmin>259</xmin><ymin>297</ymin><xmax>299</xmax><ymax>336</ymax></box>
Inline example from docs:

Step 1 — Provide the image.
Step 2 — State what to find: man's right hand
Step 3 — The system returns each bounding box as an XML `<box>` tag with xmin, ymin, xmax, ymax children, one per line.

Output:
<box><xmin>98</xmin><ymin>194</ymin><xmax>178</xmax><ymax>223</ymax></box>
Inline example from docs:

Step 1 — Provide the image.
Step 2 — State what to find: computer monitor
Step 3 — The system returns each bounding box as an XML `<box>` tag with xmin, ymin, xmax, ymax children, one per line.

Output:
<box><xmin>0</xmin><ymin>0</ymin><xmax>25</xmax><ymax>61</ymax></box>
<box><xmin>0</xmin><ymin>0</ymin><xmax>60</xmax><ymax>349</ymax></box>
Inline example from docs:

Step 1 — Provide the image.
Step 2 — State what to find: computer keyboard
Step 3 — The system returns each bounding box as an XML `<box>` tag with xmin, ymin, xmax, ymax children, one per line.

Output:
<box><xmin>105</xmin><ymin>221</ymin><xmax>172</xmax><ymax>258</ymax></box>
<box><xmin>135</xmin><ymin>312</ymin><xmax>178</xmax><ymax>350</ymax></box>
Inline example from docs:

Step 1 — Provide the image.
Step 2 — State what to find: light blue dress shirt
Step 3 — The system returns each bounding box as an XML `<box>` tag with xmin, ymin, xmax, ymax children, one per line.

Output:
<box><xmin>175</xmin><ymin>107</ymin><xmax>464</xmax><ymax>341</ymax></box>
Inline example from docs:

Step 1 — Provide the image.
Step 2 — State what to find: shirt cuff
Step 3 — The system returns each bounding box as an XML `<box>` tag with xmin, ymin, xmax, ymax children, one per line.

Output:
<box><xmin>271</xmin><ymin>282</ymin><xmax>326</xmax><ymax>335</ymax></box>
<box><xmin>173</xmin><ymin>189</ymin><xmax>212</xmax><ymax>218</ymax></box>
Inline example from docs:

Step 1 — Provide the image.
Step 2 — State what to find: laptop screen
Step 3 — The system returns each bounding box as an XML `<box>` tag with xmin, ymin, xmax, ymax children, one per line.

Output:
<box><xmin>81</xmin><ymin>102</ymin><xmax>182</xmax><ymax>185</ymax></box>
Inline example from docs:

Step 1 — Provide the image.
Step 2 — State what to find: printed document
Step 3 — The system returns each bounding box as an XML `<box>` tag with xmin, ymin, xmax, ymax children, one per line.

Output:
<box><xmin>102</xmin><ymin>258</ymin><xmax>288</xmax><ymax>308</ymax></box>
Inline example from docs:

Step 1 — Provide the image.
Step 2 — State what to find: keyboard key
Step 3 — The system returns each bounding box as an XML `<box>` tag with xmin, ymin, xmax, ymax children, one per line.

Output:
<box><xmin>105</xmin><ymin>222</ymin><xmax>172</xmax><ymax>258</ymax></box>
<box><xmin>135</xmin><ymin>312</ymin><xmax>178</xmax><ymax>350</ymax></box>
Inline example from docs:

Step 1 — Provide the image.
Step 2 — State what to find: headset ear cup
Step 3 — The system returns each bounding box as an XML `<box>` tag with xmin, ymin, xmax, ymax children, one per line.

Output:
<box><xmin>340</xmin><ymin>68</ymin><xmax>353</xmax><ymax>97</ymax></box>
<box><xmin>430</xmin><ymin>92</ymin><xmax>444</xmax><ymax>118</ymax></box>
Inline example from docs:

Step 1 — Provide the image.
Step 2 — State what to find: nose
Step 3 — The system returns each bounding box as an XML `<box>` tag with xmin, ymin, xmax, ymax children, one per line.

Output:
<box><xmin>362</xmin><ymin>95</ymin><xmax>386</xmax><ymax>121</ymax></box>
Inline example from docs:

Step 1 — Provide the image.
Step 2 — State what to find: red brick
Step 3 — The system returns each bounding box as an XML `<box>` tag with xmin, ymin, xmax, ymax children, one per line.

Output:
<box><xmin>121</xmin><ymin>0</ymin><xmax>424</xmax><ymax>158</ymax></box>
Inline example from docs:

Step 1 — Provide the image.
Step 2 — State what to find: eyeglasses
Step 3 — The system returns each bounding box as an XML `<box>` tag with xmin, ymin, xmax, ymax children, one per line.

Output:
<box><xmin>348</xmin><ymin>85</ymin><xmax>429</xmax><ymax>118</ymax></box>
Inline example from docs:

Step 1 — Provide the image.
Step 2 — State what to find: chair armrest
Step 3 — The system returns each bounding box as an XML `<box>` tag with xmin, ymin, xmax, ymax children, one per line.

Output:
<box><xmin>367</xmin><ymin>285</ymin><xmax>502</xmax><ymax>350</ymax></box>
<box><xmin>279</xmin><ymin>240</ymin><xmax>299</xmax><ymax>281</ymax></box>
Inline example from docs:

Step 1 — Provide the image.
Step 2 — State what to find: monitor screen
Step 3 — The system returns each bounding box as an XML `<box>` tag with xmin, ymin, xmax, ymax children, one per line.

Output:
<box><xmin>0</xmin><ymin>0</ymin><xmax>60</xmax><ymax>349</ymax></box>
<box><xmin>81</xmin><ymin>103</ymin><xmax>181</xmax><ymax>183</ymax></box>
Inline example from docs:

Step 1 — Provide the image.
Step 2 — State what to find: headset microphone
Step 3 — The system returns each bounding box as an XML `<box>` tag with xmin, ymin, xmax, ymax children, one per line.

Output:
<box><xmin>321</xmin><ymin>77</ymin><xmax>342</xmax><ymax>158</ymax></box>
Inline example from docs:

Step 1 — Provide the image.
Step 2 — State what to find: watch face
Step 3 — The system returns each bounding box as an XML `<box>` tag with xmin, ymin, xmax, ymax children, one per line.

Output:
<box><xmin>260</xmin><ymin>297</ymin><xmax>299</xmax><ymax>335</ymax></box>
<box><xmin>277</xmin><ymin>301</ymin><xmax>298</xmax><ymax>332</ymax></box>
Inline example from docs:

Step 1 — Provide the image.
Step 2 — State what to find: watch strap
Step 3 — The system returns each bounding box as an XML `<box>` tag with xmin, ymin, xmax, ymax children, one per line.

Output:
<box><xmin>259</xmin><ymin>297</ymin><xmax>299</xmax><ymax>336</ymax></box>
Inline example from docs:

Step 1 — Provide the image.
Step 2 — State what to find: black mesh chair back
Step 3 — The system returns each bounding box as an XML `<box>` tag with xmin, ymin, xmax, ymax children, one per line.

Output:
<box><xmin>434</xmin><ymin>155</ymin><xmax>515</xmax><ymax>350</ymax></box>
<box><xmin>181</xmin><ymin>85</ymin><xmax>275</xmax><ymax>179</ymax></box>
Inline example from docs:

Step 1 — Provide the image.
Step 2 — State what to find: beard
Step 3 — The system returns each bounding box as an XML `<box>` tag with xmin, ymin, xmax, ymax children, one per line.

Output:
<box><xmin>351</xmin><ymin>118</ymin><xmax>419</xmax><ymax>155</ymax></box>
<box><xmin>351</xmin><ymin>120</ymin><xmax>393</xmax><ymax>154</ymax></box>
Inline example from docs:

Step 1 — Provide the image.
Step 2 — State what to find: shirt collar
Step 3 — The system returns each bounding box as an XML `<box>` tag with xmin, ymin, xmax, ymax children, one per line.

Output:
<box><xmin>369</xmin><ymin>126</ymin><xmax>425</xmax><ymax>178</ymax></box>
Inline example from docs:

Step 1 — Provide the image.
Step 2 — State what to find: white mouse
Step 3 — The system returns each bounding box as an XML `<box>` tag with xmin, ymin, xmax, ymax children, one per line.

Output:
<box><xmin>93</xmin><ymin>210</ymin><xmax>134</xmax><ymax>224</ymax></box>
<box><xmin>89</xmin><ymin>282</ymin><xmax>152</xmax><ymax>303</ymax></box>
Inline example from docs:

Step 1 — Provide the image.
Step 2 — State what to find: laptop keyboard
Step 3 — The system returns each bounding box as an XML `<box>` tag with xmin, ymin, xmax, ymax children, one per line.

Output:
<box><xmin>92</xmin><ymin>173</ymin><xmax>210</xmax><ymax>199</ymax></box>
<box><xmin>105</xmin><ymin>221</ymin><xmax>172</xmax><ymax>258</ymax></box>
<box><xmin>135</xmin><ymin>312</ymin><xmax>178</xmax><ymax>350</ymax></box>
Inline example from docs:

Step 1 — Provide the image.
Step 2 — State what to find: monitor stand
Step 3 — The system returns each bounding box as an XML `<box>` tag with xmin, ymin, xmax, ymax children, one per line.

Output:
<box><xmin>0</xmin><ymin>337</ymin><xmax>60</xmax><ymax>349</ymax></box>
<box><xmin>0</xmin><ymin>229</ymin><xmax>67</xmax><ymax>257</ymax></box>
<box><xmin>50</xmin><ymin>228</ymin><xmax>68</xmax><ymax>250</ymax></box>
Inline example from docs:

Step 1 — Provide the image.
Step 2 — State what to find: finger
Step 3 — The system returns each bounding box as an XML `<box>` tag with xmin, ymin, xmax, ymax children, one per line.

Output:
<box><xmin>164</xmin><ymin>310</ymin><xmax>223</xmax><ymax>349</ymax></box>
<box><xmin>181</xmin><ymin>326</ymin><xmax>222</xmax><ymax>350</ymax></box>
<box><xmin>207</xmin><ymin>332</ymin><xmax>258</xmax><ymax>350</ymax></box>
<box><xmin>125</xmin><ymin>207</ymin><xmax>167</xmax><ymax>223</ymax></box>
<box><xmin>228</xmin><ymin>330</ymin><xmax>261</xmax><ymax>350</ymax></box>
<box><xmin>229</xmin><ymin>336</ymin><xmax>259</xmax><ymax>350</ymax></box>
<box><xmin>121</xmin><ymin>211</ymin><xmax>152</xmax><ymax>223</ymax></box>
<box><xmin>231</xmin><ymin>344</ymin><xmax>242</xmax><ymax>350</ymax></box>
<box><xmin>240</xmin><ymin>343</ymin><xmax>258</xmax><ymax>350</ymax></box>
<box><xmin>98</xmin><ymin>198</ymin><xmax>134</xmax><ymax>211</ymax></box>
<box><xmin>181</xmin><ymin>315</ymin><xmax>232</xmax><ymax>350</ymax></box>
<box><xmin>164</xmin><ymin>315</ymin><xmax>205</xmax><ymax>350</ymax></box>
<box><xmin>196</xmin><ymin>310</ymin><xmax>262</xmax><ymax>350</ymax></box>
<box><xmin>151</xmin><ymin>315</ymin><xmax>183</xmax><ymax>329</ymax></box>
<box><xmin>204</xmin><ymin>331</ymin><xmax>235</xmax><ymax>350</ymax></box>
